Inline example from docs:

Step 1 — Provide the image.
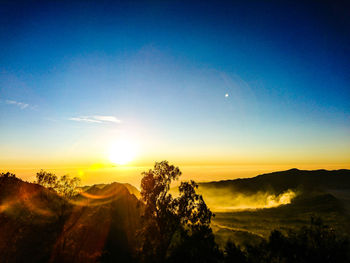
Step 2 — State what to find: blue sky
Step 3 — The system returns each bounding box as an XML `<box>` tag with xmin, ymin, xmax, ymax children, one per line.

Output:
<box><xmin>0</xmin><ymin>0</ymin><xmax>349</xmax><ymax>183</ymax></box>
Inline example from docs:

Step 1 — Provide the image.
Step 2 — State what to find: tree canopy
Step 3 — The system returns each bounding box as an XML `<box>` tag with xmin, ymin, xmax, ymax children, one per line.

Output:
<box><xmin>35</xmin><ymin>170</ymin><xmax>80</xmax><ymax>198</ymax></box>
<box><xmin>0</xmin><ymin>171</ymin><xmax>16</xmax><ymax>178</ymax></box>
<box><xmin>138</xmin><ymin>161</ymin><xmax>220</xmax><ymax>263</ymax></box>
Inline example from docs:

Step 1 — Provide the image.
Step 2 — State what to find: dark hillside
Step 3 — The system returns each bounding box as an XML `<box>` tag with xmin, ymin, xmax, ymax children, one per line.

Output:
<box><xmin>0</xmin><ymin>177</ymin><xmax>142</xmax><ymax>263</ymax></box>
<box><xmin>0</xmin><ymin>177</ymin><xmax>68</xmax><ymax>262</ymax></box>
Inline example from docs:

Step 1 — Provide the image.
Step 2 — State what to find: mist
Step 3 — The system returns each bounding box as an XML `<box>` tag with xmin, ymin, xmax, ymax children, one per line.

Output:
<box><xmin>196</xmin><ymin>188</ymin><xmax>297</xmax><ymax>212</ymax></box>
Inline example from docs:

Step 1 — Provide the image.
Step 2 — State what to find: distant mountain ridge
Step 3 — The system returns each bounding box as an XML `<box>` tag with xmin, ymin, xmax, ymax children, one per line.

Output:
<box><xmin>78</xmin><ymin>168</ymin><xmax>350</xmax><ymax>201</ymax></box>
<box><xmin>198</xmin><ymin>168</ymin><xmax>350</xmax><ymax>194</ymax></box>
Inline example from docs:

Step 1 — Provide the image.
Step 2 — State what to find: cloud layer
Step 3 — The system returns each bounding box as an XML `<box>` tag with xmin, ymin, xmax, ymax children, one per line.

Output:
<box><xmin>69</xmin><ymin>115</ymin><xmax>121</xmax><ymax>124</ymax></box>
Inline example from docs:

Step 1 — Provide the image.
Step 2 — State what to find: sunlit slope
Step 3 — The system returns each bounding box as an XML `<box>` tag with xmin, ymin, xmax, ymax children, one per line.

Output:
<box><xmin>0</xmin><ymin>178</ymin><xmax>142</xmax><ymax>263</ymax></box>
<box><xmin>80</xmin><ymin>182</ymin><xmax>140</xmax><ymax>199</ymax></box>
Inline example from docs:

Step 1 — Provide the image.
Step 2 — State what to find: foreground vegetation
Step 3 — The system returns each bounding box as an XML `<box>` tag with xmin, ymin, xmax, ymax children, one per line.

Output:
<box><xmin>224</xmin><ymin>217</ymin><xmax>350</xmax><ymax>263</ymax></box>
<box><xmin>1</xmin><ymin>165</ymin><xmax>350</xmax><ymax>263</ymax></box>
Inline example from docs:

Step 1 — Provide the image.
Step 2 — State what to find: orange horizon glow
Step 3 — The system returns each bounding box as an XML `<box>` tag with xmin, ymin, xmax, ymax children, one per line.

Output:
<box><xmin>2</xmin><ymin>160</ymin><xmax>350</xmax><ymax>189</ymax></box>
<box><xmin>2</xmin><ymin>128</ymin><xmax>350</xmax><ymax>187</ymax></box>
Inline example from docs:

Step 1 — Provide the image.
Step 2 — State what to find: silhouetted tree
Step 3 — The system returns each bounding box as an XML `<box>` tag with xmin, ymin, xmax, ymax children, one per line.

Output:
<box><xmin>35</xmin><ymin>170</ymin><xmax>81</xmax><ymax>225</ymax></box>
<box><xmin>35</xmin><ymin>170</ymin><xmax>80</xmax><ymax>198</ymax></box>
<box><xmin>138</xmin><ymin>161</ymin><xmax>221</xmax><ymax>263</ymax></box>
<box><xmin>224</xmin><ymin>241</ymin><xmax>246</xmax><ymax>263</ymax></box>
<box><xmin>0</xmin><ymin>171</ymin><xmax>16</xmax><ymax>178</ymax></box>
<box><xmin>36</xmin><ymin>170</ymin><xmax>58</xmax><ymax>190</ymax></box>
<box><xmin>243</xmin><ymin>217</ymin><xmax>350</xmax><ymax>263</ymax></box>
<box><xmin>56</xmin><ymin>174</ymin><xmax>81</xmax><ymax>199</ymax></box>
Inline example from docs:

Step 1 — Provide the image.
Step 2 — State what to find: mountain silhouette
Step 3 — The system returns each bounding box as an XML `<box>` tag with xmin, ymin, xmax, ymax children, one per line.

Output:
<box><xmin>199</xmin><ymin>168</ymin><xmax>350</xmax><ymax>195</ymax></box>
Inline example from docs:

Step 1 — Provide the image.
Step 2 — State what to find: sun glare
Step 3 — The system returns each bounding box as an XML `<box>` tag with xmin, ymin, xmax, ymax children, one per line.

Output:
<box><xmin>108</xmin><ymin>140</ymin><xmax>138</xmax><ymax>165</ymax></box>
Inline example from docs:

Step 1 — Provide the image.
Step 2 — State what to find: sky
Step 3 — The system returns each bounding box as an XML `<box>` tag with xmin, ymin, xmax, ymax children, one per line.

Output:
<box><xmin>1</xmin><ymin>0</ymin><xmax>349</xmax><ymax>186</ymax></box>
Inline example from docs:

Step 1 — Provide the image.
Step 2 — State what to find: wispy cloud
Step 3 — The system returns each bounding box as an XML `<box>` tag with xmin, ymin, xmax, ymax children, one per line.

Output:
<box><xmin>5</xmin><ymin>100</ymin><xmax>30</xmax><ymax>109</ymax></box>
<box><xmin>92</xmin><ymin>115</ymin><xmax>121</xmax><ymax>123</ymax></box>
<box><xmin>69</xmin><ymin>115</ymin><xmax>121</xmax><ymax>124</ymax></box>
<box><xmin>68</xmin><ymin>117</ymin><xmax>102</xmax><ymax>123</ymax></box>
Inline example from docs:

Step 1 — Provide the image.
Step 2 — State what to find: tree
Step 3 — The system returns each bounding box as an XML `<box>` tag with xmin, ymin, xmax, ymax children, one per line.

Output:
<box><xmin>35</xmin><ymin>170</ymin><xmax>81</xmax><ymax>223</ymax></box>
<box><xmin>35</xmin><ymin>170</ymin><xmax>80</xmax><ymax>198</ymax></box>
<box><xmin>0</xmin><ymin>171</ymin><xmax>16</xmax><ymax>178</ymax></box>
<box><xmin>36</xmin><ymin>170</ymin><xmax>58</xmax><ymax>190</ymax></box>
<box><xmin>243</xmin><ymin>217</ymin><xmax>350</xmax><ymax>263</ymax></box>
<box><xmin>138</xmin><ymin>161</ymin><xmax>221</xmax><ymax>263</ymax></box>
<box><xmin>56</xmin><ymin>174</ymin><xmax>81</xmax><ymax>199</ymax></box>
<box><xmin>224</xmin><ymin>241</ymin><xmax>246</xmax><ymax>263</ymax></box>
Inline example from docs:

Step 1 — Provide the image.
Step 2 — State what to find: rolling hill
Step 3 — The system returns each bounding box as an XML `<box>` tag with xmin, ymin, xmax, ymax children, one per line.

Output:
<box><xmin>0</xmin><ymin>177</ymin><xmax>142</xmax><ymax>263</ymax></box>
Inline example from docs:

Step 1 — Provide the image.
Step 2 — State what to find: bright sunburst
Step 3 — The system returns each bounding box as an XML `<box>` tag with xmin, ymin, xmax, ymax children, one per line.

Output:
<box><xmin>108</xmin><ymin>140</ymin><xmax>138</xmax><ymax>165</ymax></box>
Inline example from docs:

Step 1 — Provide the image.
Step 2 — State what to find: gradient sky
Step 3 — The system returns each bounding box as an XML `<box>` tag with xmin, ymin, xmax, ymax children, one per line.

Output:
<box><xmin>1</xmin><ymin>0</ymin><xmax>349</xmax><ymax>185</ymax></box>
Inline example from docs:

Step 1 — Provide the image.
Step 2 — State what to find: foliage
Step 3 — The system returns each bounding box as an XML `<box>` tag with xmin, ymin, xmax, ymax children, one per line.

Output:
<box><xmin>36</xmin><ymin>170</ymin><xmax>58</xmax><ymax>190</ymax></box>
<box><xmin>56</xmin><ymin>174</ymin><xmax>81</xmax><ymax>199</ymax></box>
<box><xmin>0</xmin><ymin>171</ymin><xmax>16</xmax><ymax>178</ymax></box>
<box><xmin>224</xmin><ymin>241</ymin><xmax>246</xmax><ymax>263</ymax></box>
<box><xmin>35</xmin><ymin>170</ymin><xmax>80</xmax><ymax>198</ymax></box>
<box><xmin>224</xmin><ymin>217</ymin><xmax>350</xmax><ymax>263</ymax></box>
<box><xmin>138</xmin><ymin>161</ymin><xmax>221</xmax><ymax>263</ymax></box>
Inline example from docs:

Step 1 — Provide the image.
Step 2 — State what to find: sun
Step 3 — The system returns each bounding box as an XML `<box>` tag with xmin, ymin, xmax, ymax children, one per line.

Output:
<box><xmin>108</xmin><ymin>140</ymin><xmax>138</xmax><ymax>165</ymax></box>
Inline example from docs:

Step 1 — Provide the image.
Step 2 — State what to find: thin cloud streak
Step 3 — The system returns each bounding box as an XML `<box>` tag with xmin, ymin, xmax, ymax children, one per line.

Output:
<box><xmin>92</xmin><ymin>115</ymin><xmax>121</xmax><ymax>123</ymax></box>
<box><xmin>69</xmin><ymin>115</ymin><xmax>121</xmax><ymax>124</ymax></box>
<box><xmin>5</xmin><ymin>100</ymin><xmax>29</xmax><ymax>109</ymax></box>
<box><xmin>68</xmin><ymin>117</ymin><xmax>102</xmax><ymax>123</ymax></box>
